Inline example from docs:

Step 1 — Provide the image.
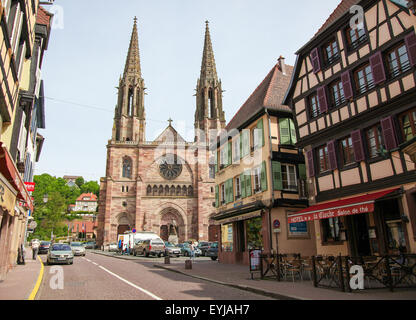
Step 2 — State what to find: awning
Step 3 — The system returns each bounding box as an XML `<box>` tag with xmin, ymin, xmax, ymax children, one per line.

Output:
<box><xmin>213</xmin><ymin>210</ymin><xmax>262</xmax><ymax>226</ymax></box>
<box><xmin>0</xmin><ymin>143</ymin><xmax>33</xmax><ymax>211</ymax></box>
<box><xmin>287</xmin><ymin>188</ymin><xmax>399</xmax><ymax>224</ymax></box>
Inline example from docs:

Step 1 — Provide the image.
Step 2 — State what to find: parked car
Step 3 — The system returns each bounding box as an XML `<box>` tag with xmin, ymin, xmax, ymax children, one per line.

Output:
<box><xmin>38</xmin><ymin>241</ymin><xmax>51</xmax><ymax>254</ymax></box>
<box><xmin>46</xmin><ymin>243</ymin><xmax>74</xmax><ymax>265</ymax></box>
<box><xmin>164</xmin><ymin>242</ymin><xmax>181</xmax><ymax>257</ymax></box>
<box><xmin>197</xmin><ymin>242</ymin><xmax>212</xmax><ymax>256</ymax></box>
<box><xmin>107</xmin><ymin>242</ymin><xmax>118</xmax><ymax>252</ymax></box>
<box><xmin>83</xmin><ymin>241</ymin><xmax>96</xmax><ymax>249</ymax></box>
<box><xmin>70</xmin><ymin>242</ymin><xmax>86</xmax><ymax>256</ymax></box>
<box><xmin>206</xmin><ymin>242</ymin><xmax>218</xmax><ymax>261</ymax></box>
<box><xmin>133</xmin><ymin>238</ymin><xmax>165</xmax><ymax>257</ymax></box>
<box><xmin>180</xmin><ymin>242</ymin><xmax>202</xmax><ymax>257</ymax></box>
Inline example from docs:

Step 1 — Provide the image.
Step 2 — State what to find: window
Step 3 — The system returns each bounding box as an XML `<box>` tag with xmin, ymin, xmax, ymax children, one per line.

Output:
<box><xmin>281</xmin><ymin>164</ymin><xmax>297</xmax><ymax>191</ymax></box>
<box><xmin>354</xmin><ymin>64</ymin><xmax>375</xmax><ymax>94</ymax></box>
<box><xmin>323</xmin><ymin>39</ymin><xmax>340</xmax><ymax>66</ymax></box>
<box><xmin>308</xmin><ymin>93</ymin><xmax>321</xmax><ymax>119</ymax></box>
<box><xmin>235</xmin><ymin>176</ymin><xmax>241</xmax><ymax>200</ymax></box>
<box><xmin>221</xmin><ymin>224</ymin><xmax>233</xmax><ymax>252</ymax></box>
<box><xmin>122</xmin><ymin>157</ymin><xmax>132</xmax><ymax>178</ymax></box>
<box><xmin>253</xmin><ymin>167</ymin><xmax>261</xmax><ymax>193</ymax></box>
<box><xmin>365</xmin><ymin>124</ymin><xmax>385</xmax><ymax>158</ymax></box>
<box><xmin>340</xmin><ymin>136</ymin><xmax>355</xmax><ymax>166</ymax></box>
<box><xmin>387</xmin><ymin>43</ymin><xmax>411</xmax><ymax>78</ymax></box>
<box><xmin>346</xmin><ymin>26</ymin><xmax>367</xmax><ymax>51</ymax></box>
<box><xmin>322</xmin><ymin>217</ymin><xmax>342</xmax><ymax>242</ymax></box>
<box><xmin>220</xmin><ymin>184</ymin><xmax>226</xmax><ymax>205</ymax></box>
<box><xmin>399</xmin><ymin>108</ymin><xmax>416</xmax><ymax>142</ymax></box>
<box><xmin>219</xmin><ymin>145</ymin><xmax>228</xmax><ymax>169</ymax></box>
<box><xmin>317</xmin><ymin>145</ymin><xmax>330</xmax><ymax>173</ymax></box>
<box><xmin>246</xmin><ymin>218</ymin><xmax>263</xmax><ymax>250</ymax></box>
<box><xmin>329</xmin><ymin>80</ymin><xmax>345</xmax><ymax>107</ymax></box>
<box><xmin>209</xmin><ymin>164</ymin><xmax>215</xmax><ymax>179</ymax></box>
<box><xmin>232</xmin><ymin>135</ymin><xmax>240</xmax><ymax>163</ymax></box>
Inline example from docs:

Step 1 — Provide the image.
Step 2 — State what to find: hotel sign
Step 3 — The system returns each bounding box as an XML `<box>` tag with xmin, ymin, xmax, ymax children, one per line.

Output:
<box><xmin>288</xmin><ymin>203</ymin><xmax>374</xmax><ymax>224</ymax></box>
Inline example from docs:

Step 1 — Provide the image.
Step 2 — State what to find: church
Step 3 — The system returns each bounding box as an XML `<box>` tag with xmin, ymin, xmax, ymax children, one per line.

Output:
<box><xmin>96</xmin><ymin>19</ymin><xmax>226</xmax><ymax>246</ymax></box>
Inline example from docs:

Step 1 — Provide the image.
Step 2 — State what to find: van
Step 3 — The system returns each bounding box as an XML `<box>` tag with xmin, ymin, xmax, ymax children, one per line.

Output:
<box><xmin>133</xmin><ymin>237</ymin><xmax>165</xmax><ymax>257</ymax></box>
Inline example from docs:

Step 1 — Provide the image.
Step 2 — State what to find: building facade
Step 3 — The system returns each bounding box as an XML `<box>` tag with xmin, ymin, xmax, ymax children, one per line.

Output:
<box><xmin>283</xmin><ymin>0</ymin><xmax>416</xmax><ymax>257</ymax></box>
<box><xmin>0</xmin><ymin>0</ymin><xmax>50</xmax><ymax>280</ymax></box>
<box><xmin>212</xmin><ymin>58</ymin><xmax>316</xmax><ymax>265</ymax></box>
<box><xmin>97</xmin><ymin>20</ymin><xmax>225</xmax><ymax>246</ymax></box>
<box><xmin>74</xmin><ymin>192</ymin><xmax>98</xmax><ymax>212</ymax></box>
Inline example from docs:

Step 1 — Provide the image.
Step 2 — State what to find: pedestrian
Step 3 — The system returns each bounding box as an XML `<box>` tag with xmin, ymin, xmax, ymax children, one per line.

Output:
<box><xmin>190</xmin><ymin>242</ymin><xmax>195</xmax><ymax>262</ymax></box>
<box><xmin>32</xmin><ymin>239</ymin><xmax>40</xmax><ymax>260</ymax></box>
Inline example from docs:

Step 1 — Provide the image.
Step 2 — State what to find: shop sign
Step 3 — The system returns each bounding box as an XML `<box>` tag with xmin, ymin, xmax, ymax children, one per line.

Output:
<box><xmin>24</xmin><ymin>182</ymin><xmax>35</xmax><ymax>192</ymax></box>
<box><xmin>288</xmin><ymin>203</ymin><xmax>374</xmax><ymax>224</ymax></box>
<box><xmin>215</xmin><ymin>210</ymin><xmax>262</xmax><ymax>225</ymax></box>
<box><xmin>0</xmin><ymin>179</ymin><xmax>17</xmax><ymax>214</ymax></box>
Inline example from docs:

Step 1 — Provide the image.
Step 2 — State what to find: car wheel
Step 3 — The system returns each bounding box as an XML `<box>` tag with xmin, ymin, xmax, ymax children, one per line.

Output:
<box><xmin>211</xmin><ymin>257</ymin><xmax>218</xmax><ymax>261</ymax></box>
<box><xmin>145</xmin><ymin>250</ymin><xmax>149</xmax><ymax>257</ymax></box>
<box><xmin>133</xmin><ymin>250</ymin><xmax>137</xmax><ymax>256</ymax></box>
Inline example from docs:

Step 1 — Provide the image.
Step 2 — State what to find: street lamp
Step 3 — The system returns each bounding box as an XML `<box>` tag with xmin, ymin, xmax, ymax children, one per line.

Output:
<box><xmin>43</xmin><ymin>193</ymin><xmax>49</xmax><ymax>203</ymax></box>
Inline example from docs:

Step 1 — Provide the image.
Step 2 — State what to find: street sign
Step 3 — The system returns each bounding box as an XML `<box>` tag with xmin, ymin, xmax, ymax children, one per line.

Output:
<box><xmin>132</xmin><ymin>229</ymin><xmax>136</xmax><ymax>233</ymax></box>
<box><xmin>273</xmin><ymin>219</ymin><xmax>281</xmax><ymax>233</ymax></box>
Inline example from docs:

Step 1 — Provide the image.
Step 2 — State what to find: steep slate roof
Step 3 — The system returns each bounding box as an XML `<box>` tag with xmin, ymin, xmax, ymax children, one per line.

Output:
<box><xmin>226</xmin><ymin>62</ymin><xmax>293</xmax><ymax>131</ymax></box>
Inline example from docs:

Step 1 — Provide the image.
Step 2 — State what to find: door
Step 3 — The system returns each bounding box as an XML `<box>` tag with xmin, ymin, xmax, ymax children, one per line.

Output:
<box><xmin>347</xmin><ymin>214</ymin><xmax>371</xmax><ymax>257</ymax></box>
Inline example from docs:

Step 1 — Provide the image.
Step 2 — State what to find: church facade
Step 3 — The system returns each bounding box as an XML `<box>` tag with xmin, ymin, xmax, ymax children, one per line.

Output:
<box><xmin>96</xmin><ymin>19</ymin><xmax>226</xmax><ymax>246</ymax></box>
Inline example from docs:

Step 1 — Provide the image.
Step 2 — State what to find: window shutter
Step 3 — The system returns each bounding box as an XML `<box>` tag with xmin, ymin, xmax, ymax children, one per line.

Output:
<box><xmin>327</xmin><ymin>140</ymin><xmax>338</xmax><ymax>170</ymax></box>
<box><xmin>341</xmin><ymin>71</ymin><xmax>353</xmax><ymax>100</ymax></box>
<box><xmin>214</xmin><ymin>150</ymin><xmax>218</xmax><ymax>173</ymax></box>
<box><xmin>215</xmin><ymin>185</ymin><xmax>219</xmax><ymax>208</ymax></box>
<box><xmin>306</xmin><ymin>150</ymin><xmax>315</xmax><ymax>178</ymax></box>
<box><xmin>279</xmin><ymin>118</ymin><xmax>291</xmax><ymax>145</ymax></box>
<box><xmin>242</xmin><ymin>130</ymin><xmax>250</xmax><ymax>157</ymax></box>
<box><xmin>289</xmin><ymin>119</ymin><xmax>297</xmax><ymax>145</ymax></box>
<box><xmin>298</xmin><ymin>164</ymin><xmax>307</xmax><ymax>180</ymax></box>
<box><xmin>381</xmin><ymin>116</ymin><xmax>398</xmax><ymax>150</ymax></box>
<box><xmin>369</xmin><ymin>51</ymin><xmax>386</xmax><ymax>85</ymax></box>
<box><xmin>317</xmin><ymin>86</ymin><xmax>328</xmax><ymax>113</ymax></box>
<box><xmin>257</xmin><ymin>118</ymin><xmax>265</xmax><ymax>147</ymax></box>
<box><xmin>272</xmin><ymin>161</ymin><xmax>283</xmax><ymax>191</ymax></box>
<box><xmin>224</xmin><ymin>180</ymin><xmax>229</xmax><ymax>204</ymax></box>
<box><xmin>261</xmin><ymin>161</ymin><xmax>268</xmax><ymax>191</ymax></box>
<box><xmin>351</xmin><ymin>130</ymin><xmax>365</xmax><ymax>162</ymax></box>
<box><xmin>405</xmin><ymin>32</ymin><xmax>416</xmax><ymax>66</ymax></box>
<box><xmin>240</xmin><ymin>132</ymin><xmax>243</xmax><ymax>159</ymax></box>
<box><xmin>245</xmin><ymin>170</ymin><xmax>252</xmax><ymax>197</ymax></box>
<box><xmin>227</xmin><ymin>141</ymin><xmax>232</xmax><ymax>167</ymax></box>
<box><xmin>310</xmin><ymin>47</ymin><xmax>321</xmax><ymax>73</ymax></box>
<box><xmin>230</xmin><ymin>179</ymin><xmax>234</xmax><ymax>202</ymax></box>
<box><xmin>241</xmin><ymin>173</ymin><xmax>246</xmax><ymax>199</ymax></box>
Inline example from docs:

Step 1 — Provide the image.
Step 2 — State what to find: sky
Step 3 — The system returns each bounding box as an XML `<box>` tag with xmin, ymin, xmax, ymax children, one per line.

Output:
<box><xmin>36</xmin><ymin>0</ymin><xmax>340</xmax><ymax>182</ymax></box>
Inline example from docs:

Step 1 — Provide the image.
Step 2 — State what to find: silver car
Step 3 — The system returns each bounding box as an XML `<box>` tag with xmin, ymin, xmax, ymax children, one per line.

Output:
<box><xmin>46</xmin><ymin>243</ymin><xmax>74</xmax><ymax>265</ymax></box>
<box><xmin>164</xmin><ymin>242</ymin><xmax>181</xmax><ymax>257</ymax></box>
<box><xmin>70</xmin><ymin>242</ymin><xmax>86</xmax><ymax>256</ymax></box>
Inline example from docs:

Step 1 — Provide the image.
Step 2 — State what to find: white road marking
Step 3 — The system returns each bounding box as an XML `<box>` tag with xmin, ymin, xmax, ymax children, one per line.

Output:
<box><xmin>92</xmin><ymin>262</ymin><xmax>98</xmax><ymax>266</ymax></box>
<box><xmin>98</xmin><ymin>265</ymin><xmax>163</xmax><ymax>300</ymax></box>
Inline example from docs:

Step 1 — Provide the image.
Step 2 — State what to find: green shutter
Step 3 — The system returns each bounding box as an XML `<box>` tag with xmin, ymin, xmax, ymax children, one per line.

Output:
<box><xmin>289</xmin><ymin>119</ymin><xmax>297</xmax><ymax>145</ymax></box>
<box><xmin>229</xmin><ymin>178</ymin><xmax>234</xmax><ymax>202</ymax></box>
<box><xmin>257</xmin><ymin>118</ymin><xmax>265</xmax><ymax>148</ymax></box>
<box><xmin>240</xmin><ymin>132</ymin><xmax>243</xmax><ymax>159</ymax></box>
<box><xmin>215</xmin><ymin>150</ymin><xmax>218</xmax><ymax>173</ymax></box>
<box><xmin>261</xmin><ymin>161</ymin><xmax>268</xmax><ymax>191</ymax></box>
<box><xmin>279</xmin><ymin>118</ymin><xmax>291</xmax><ymax>145</ymax></box>
<box><xmin>245</xmin><ymin>170</ymin><xmax>252</xmax><ymax>197</ymax></box>
<box><xmin>227</xmin><ymin>141</ymin><xmax>232</xmax><ymax>167</ymax></box>
<box><xmin>299</xmin><ymin>164</ymin><xmax>307</xmax><ymax>180</ymax></box>
<box><xmin>272</xmin><ymin>161</ymin><xmax>283</xmax><ymax>191</ymax></box>
<box><xmin>215</xmin><ymin>185</ymin><xmax>219</xmax><ymax>208</ymax></box>
<box><xmin>225</xmin><ymin>179</ymin><xmax>233</xmax><ymax>203</ymax></box>
<box><xmin>240</xmin><ymin>173</ymin><xmax>246</xmax><ymax>199</ymax></box>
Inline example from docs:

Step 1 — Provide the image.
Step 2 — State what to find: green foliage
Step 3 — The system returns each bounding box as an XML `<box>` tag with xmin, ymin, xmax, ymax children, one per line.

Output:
<box><xmin>30</xmin><ymin>174</ymin><xmax>100</xmax><ymax>241</ymax></box>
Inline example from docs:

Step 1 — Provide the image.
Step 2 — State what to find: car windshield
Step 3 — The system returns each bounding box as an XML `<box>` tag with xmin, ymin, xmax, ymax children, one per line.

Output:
<box><xmin>199</xmin><ymin>242</ymin><xmax>209</xmax><ymax>246</ymax></box>
<box><xmin>210</xmin><ymin>243</ymin><xmax>218</xmax><ymax>248</ymax></box>
<box><xmin>165</xmin><ymin>243</ymin><xmax>174</xmax><ymax>247</ymax></box>
<box><xmin>71</xmin><ymin>242</ymin><xmax>82</xmax><ymax>247</ymax></box>
<box><xmin>51</xmin><ymin>244</ymin><xmax>71</xmax><ymax>251</ymax></box>
<box><xmin>151</xmin><ymin>240</ymin><xmax>164</xmax><ymax>245</ymax></box>
<box><xmin>40</xmin><ymin>241</ymin><xmax>50</xmax><ymax>245</ymax></box>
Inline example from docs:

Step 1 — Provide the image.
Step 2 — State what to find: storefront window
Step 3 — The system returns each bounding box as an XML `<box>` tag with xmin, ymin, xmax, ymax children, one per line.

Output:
<box><xmin>386</xmin><ymin>220</ymin><xmax>406</xmax><ymax>251</ymax></box>
<box><xmin>322</xmin><ymin>217</ymin><xmax>341</xmax><ymax>242</ymax></box>
<box><xmin>246</xmin><ymin>217</ymin><xmax>263</xmax><ymax>250</ymax></box>
<box><xmin>221</xmin><ymin>224</ymin><xmax>233</xmax><ymax>252</ymax></box>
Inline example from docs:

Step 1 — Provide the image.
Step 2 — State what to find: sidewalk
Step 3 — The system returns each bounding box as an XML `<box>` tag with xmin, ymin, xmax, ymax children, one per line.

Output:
<box><xmin>0</xmin><ymin>248</ymin><xmax>43</xmax><ymax>300</ymax></box>
<box><xmin>153</xmin><ymin>260</ymin><xmax>416</xmax><ymax>300</ymax></box>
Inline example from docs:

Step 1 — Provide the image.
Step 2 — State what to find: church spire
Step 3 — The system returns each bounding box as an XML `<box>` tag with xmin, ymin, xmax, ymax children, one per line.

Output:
<box><xmin>200</xmin><ymin>20</ymin><xmax>218</xmax><ymax>81</ymax></box>
<box><xmin>123</xmin><ymin>16</ymin><xmax>142</xmax><ymax>79</ymax></box>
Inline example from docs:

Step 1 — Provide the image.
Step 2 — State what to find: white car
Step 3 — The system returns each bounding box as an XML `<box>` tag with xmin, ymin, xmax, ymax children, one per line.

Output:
<box><xmin>70</xmin><ymin>242</ymin><xmax>86</xmax><ymax>256</ymax></box>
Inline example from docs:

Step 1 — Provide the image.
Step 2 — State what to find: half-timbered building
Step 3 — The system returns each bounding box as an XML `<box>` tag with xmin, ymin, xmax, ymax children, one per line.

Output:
<box><xmin>283</xmin><ymin>0</ymin><xmax>416</xmax><ymax>257</ymax></box>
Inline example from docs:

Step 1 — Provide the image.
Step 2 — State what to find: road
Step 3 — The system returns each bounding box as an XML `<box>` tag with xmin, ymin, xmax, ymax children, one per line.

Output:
<box><xmin>36</xmin><ymin>252</ymin><xmax>274</xmax><ymax>300</ymax></box>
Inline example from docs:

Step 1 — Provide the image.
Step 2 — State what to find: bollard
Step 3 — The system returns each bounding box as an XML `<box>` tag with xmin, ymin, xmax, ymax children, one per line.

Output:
<box><xmin>164</xmin><ymin>255</ymin><xmax>170</xmax><ymax>265</ymax></box>
<box><xmin>185</xmin><ymin>259</ymin><xmax>192</xmax><ymax>270</ymax></box>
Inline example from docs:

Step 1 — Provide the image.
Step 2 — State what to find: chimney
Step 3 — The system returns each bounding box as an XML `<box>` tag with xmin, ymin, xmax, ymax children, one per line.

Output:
<box><xmin>278</xmin><ymin>56</ymin><xmax>286</xmax><ymax>75</ymax></box>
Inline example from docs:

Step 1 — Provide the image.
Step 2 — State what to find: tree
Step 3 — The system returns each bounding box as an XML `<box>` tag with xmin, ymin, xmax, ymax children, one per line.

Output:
<box><xmin>80</xmin><ymin>181</ymin><xmax>100</xmax><ymax>197</ymax></box>
<box><xmin>75</xmin><ymin>177</ymin><xmax>85</xmax><ymax>188</ymax></box>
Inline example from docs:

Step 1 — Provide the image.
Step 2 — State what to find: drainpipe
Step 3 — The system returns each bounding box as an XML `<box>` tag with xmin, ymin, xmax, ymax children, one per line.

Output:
<box><xmin>266</xmin><ymin>109</ymin><xmax>274</xmax><ymax>253</ymax></box>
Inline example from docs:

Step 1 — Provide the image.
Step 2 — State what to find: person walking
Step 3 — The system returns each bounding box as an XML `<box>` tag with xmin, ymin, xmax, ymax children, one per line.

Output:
<box><xmin>32</xmin><ymin>239</ymin><xmax>40</xmax><ymax>260</ymax></box>
<box><xmin>190</xmin><ymin>242</ymin><xmax>195</xmax><ymax>262</ymax></box>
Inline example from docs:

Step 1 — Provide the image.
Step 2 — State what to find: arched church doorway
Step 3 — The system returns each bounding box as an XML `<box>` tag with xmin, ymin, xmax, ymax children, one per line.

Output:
<box><xmin>116</xmin><ymin>213</ymin><xmax>132</xmax><ymax>237</ymax></box>
<box><xmin>160</xmin><ymin>208</ymin><xmax>185</xmax><ymax>244</ymax></box>
<box><xmin>117</xmin><ymin>225</ymin><xmax>130</xmax><ymax>236</ymax></box>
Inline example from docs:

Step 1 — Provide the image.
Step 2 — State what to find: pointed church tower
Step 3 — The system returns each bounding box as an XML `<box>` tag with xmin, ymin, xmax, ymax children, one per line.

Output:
<box><xmin>113</xmin><ymin>17</ymin><xmax>146</xmax><ymax>142</ymax></box>
<box><xmin>195</xmin><ymin>21</ymin><xmax>226</xmax><ymax>143</ymax></box>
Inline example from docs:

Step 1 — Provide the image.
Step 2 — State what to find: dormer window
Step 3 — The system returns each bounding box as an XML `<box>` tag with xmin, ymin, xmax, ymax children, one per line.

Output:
<box><xmin>323</xmin><ymin>39</ymin><xmax>340</xmax><ymax>66</ymax></box>
<box><xmin>346</xmin><ymin>26</ymin><xmax>367</xmax><ymax>51</ymax></box>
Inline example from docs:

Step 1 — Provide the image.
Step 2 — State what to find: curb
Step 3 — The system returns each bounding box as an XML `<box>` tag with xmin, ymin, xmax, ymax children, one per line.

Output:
<box><xmin>27</xmin><ymin>256</ymin><xmax>44</xmax><ymax>300</ymax></box>
<box><xmin>153</xmin><ymin>264</ymin><xmax>301</xmax><ymax>300</ymax></box>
